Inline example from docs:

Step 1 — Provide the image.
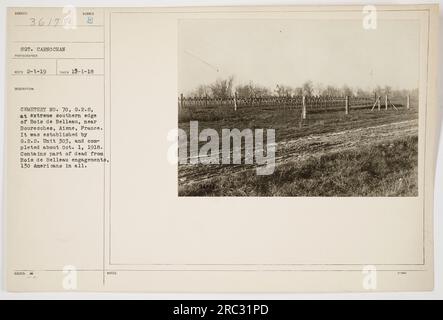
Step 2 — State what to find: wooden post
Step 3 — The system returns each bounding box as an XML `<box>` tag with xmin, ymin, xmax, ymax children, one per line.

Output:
<box><xmin>378</xmin><ymin>96</ymin><xmax>381</xmax><ymax>111</ymax></box>
<box><xmin>385</xmin><ymin>95</ymin><xmax>388</xmax><ymax>110</ymax></box>
<box><xmin>302</xmin><ymin>95</ymin><xmax>307</xmax><ymax>120</ymax></box>
<box><xmin>407</xmin><ymin>95</ymin><xmax>410</xmax><ymax>109</ymax></box>
<box><xmin>234</xmin><ymin>92</ymin><xmax>238</xmax><ymax>111</ymax></box>
<box><xmin>345</xmin><ymin>95</ymin><xmax>349</xmax><ymax>115</ymax></box>
<box><xmin>180</xmin><ymin>93</ymin><xmax>184</xmax><ymax>110</ymax></box>
<box><xmin>371</xmin><ymin>96</ymin><xmax>378</xmax><ymax>111</ymax></box>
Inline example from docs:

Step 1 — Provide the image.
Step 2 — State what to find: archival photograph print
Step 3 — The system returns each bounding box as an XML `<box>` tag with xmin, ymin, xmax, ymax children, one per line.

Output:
<box><xmin>177</xmin><ymin>18</ymin><xmax>419</xmax><ymax>197</ymax></box>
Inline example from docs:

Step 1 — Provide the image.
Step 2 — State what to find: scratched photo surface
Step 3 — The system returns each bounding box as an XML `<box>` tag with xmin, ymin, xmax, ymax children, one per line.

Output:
<box><xmin>177</xmin><ymin>19</ymin><xmax>420</xmax><ymax>197</ymax></box>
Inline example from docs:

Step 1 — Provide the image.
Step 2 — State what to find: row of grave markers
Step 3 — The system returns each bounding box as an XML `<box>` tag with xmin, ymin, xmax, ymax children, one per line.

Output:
<box><xmin>179</xmin><ymin>93</ymin><xmax>411</xmax><ymax>119</ymax></box>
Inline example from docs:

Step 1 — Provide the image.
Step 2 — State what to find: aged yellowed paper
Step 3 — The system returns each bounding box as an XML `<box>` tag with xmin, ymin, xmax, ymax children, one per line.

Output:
<box><xmin>5</xmin><ymin>5</ymin><xmax>439</xmax><ymax>292</ymax></box>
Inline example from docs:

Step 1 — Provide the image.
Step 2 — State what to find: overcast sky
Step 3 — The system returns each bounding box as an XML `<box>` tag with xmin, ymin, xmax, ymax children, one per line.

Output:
<box><xmin>178</xmin><ymin>18</ymin><xmax>420</xmax><ymax>94</ymax></box>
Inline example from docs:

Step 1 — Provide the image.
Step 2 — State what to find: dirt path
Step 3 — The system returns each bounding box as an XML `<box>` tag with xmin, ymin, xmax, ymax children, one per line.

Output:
<box><xmin>178</xmin><ymin>119</ymin><xmax>418</xmax><ymax>185</ymax></box>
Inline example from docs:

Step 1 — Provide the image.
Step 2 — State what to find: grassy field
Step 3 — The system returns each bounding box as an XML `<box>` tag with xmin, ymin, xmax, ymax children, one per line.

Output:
<box><xmin>178</xmin><ymin>105</ymin><xmax>418</xmax><ymax>197</ymax></box>
<box><xmin>179</xmin><ymin>135</ymin><xmax>417</xmax><ymax>196</ymax></box>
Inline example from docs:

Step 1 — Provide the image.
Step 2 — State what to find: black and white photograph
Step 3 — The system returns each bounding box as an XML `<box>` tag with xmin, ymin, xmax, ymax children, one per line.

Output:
<box><xmin>2</xmin><ymin>3</ymin><xmax>440</xmax><ymax>298</ymax></box>
<box><xmin>178</xmin><ymin>18</ymin><xmax>420</xmax><ymax>197</ymax></box>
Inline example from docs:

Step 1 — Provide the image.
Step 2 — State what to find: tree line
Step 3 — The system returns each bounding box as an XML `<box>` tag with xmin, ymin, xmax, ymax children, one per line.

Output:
<box><xmin>187</xmin><ymin>76</ymin><xmax>418</xmax><ymax>101</ymax></box>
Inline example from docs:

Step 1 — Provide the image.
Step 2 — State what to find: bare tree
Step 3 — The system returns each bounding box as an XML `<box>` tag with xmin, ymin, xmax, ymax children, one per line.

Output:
<box><xmin>373</xmin><ymin>85</ymin><xmax>383</xmax><ymax>97</ymax></box>
<box><xmin>189</xmin><ymin>84</ymin><xmax>211</xmax><ymax>97</ymax></box>
<box><xmin>274</xmin><ymin>84</ymin><xmax>293</xmax><ymax>97</ymax></box>
<box><xmin>341</xmin><ymin>85</ymin><xmax>354</xmax><ymax>97</ymax></box>
<box><xmin>322</xmin><ymin>85</ymin><xmax>341</xmax><ymax>97</ymax></box>
<box><xmin>383</xmin><ymin>85</ymin><xmax>392</xmax><ymax>97</ymax></box>
<box><xmin>293</xmin><ymin>87</ymin><xmax>303</xmax><ymax>96</ymax></box>
<box><xmin>236</xmin><ymin>81</ymin><xmax>272</xmax><ymax>98</ymax></box>
<box><xmin>302</xmin><ymin>81</ymin><xmax>314</xmax><ymax>96</ymax></box>
<box><xmin>210</xmin><ymin>75</ymin><xmax>235</xmax><ymax>99</ymax></box>
<box><xmin>314</xmin><ymin>83</ymin><xmax>324</xmax><ymax>96</ymax></box>
<box><xmin>356</xmin><ymin>88</ymin><xmax>371</xmax><ymax>97</ymax></box>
